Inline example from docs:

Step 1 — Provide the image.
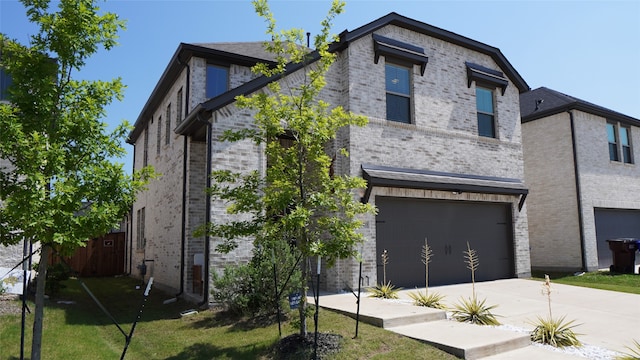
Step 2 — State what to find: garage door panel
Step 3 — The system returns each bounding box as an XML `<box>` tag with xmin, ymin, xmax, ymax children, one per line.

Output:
<box><xmin>376</xmin><ymin>197</ymin><xmax>514</xmax><ymax>288</ymax></box>
<box><xmin>595</xmin><ymin>208</ymin><xmax>640</xmax><ymax>269</ymax></box>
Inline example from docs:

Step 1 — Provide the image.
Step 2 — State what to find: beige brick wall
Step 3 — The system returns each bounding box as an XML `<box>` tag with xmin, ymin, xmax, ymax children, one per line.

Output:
<box><xmin>573</xmin><ymin>111</ymin><xmax>640</xmax><ymax>270</ymax></box>
<box><xmin>522</xmin><ymin>113</ymin><xmax>582</xmax><ymax>270</ymax></box>
<box><xmin>326</xmin><ymin>26</ymin><xmax>530</xmax><ymax>290</ymax></box>
<box><xmin>523</xmin><ymin>109</ymin><xmax>640</xmax><ymax>272</ymax></box>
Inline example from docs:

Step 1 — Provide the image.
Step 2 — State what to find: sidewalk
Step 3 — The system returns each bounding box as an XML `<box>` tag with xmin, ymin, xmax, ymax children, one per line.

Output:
<box><xmin>314</xmin><ymin>278</ymin><xmax>639</xmax><ymax>359</ymax></box>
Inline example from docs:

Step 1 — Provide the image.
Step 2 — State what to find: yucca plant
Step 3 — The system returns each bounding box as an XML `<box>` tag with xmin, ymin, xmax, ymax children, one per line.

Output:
<box><xmin>529</xmin><ymin>275</ymin><xmax>581</xmax><ymax>348</ymax></box>
<box><xmin>616</xmin><ymin>339</ymin><xmax>640</xmax><ymax>360</ymax></box>
<box><xmin>451</xmin><ymin>296</ymin><xmax>500</xmax><ymax>325</ymax></box>
<box><xmin>369</xmin><ymin>249</ymin><xmax>401</xmax><ymax>299</ymax></box>
<box><xmin>408</xmin><ymin>291</ymin><xmax>446</xmax><ymax>309</ymax></box>
<box><xmin>450</xmin><ymin>242</ymin><xmax>500</xmax><ymax>325</ymax></box>
<box><xmin>530</xmin><ymin>315</ymin><xmax>582</xmax><ymax>348</ymax></box>
<box><xmin>368</xmin><ymin>281</ymin><xmax>401</xmax><ymax>299</ymax></box>
<box><xmin>409</xmin><ymin>238</ymin><xmax>446</xmax><ymax>309</ymax></box>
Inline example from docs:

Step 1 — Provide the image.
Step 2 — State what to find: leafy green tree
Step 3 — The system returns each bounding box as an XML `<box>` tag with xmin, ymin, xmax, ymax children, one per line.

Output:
<box><xmin>201</xmin><ymin>0</ymin><xmax>375</xmax><ymax>335</ymax></box>
<box><xmin>0</xmin><ymin>1</ymin><xmax>151</xmax><ymax>358</ymax></box>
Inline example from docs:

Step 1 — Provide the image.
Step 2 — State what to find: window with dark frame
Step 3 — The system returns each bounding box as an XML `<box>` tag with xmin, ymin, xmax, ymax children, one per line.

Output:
<box><xmin>476</xmin><ymin>86</ymin><xmax>496</xmax><ymax>138</ymax></box>
<box><xmin>206</xmin><ymin>64</ymin><xmax>228</xmax><ymax>98</ymax></box>
<box><xmin>607</xmin><ymin>123</ymin><xmax>620</xmax><ymax>162</ymax></box>
<box><xmin>156</xmin><ymin>115</ymin><xmax>162</xmax><ymax>155</ymax></box>
<box><xmin>0</xmin><ymin>67</ymin><xmax>12</xmax><ymax>101</ymax></box>
<box><xmin>176</xmin><ymin>88</ymin><xmax>183</xmax><ymax>124</ymax></box>
<box><xmin>136</xmin><ymin>207</ymin><xmax>145</xmax><ymax>250</ymax></box>
<box><xmin>620</xmin><ymin>126</ymin><xmax>632</xmax><ymax>164</ymax></box>
<box><xmin>143</xmin><ymin>125</ymin><xmax>149</xmax><ymax>167</ymax></box>
<box><xmin>165</xmin><ymin>104</ymin><xmax>171</xmax><ymax>145</ymax></box>
<box><xmin>608</xmin><ymin>123</ymin><xmax>633</xmax><ymax>164</ymax></box>
<box><xmin>385</xmin><ymin>63</ymin><xmax>411</xmax><ymax>123</ymax></box>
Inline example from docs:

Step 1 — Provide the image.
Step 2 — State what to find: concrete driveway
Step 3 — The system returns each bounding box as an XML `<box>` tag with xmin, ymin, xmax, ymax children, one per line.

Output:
<box><xmin>400</xmin><ymin>278</ymin><xmax>640</xmax><ymax>354</ymax></box>
<box><xmin>316</xmin><ymin>278</ymin><xmax>639</xmax><ymax>359</ymax></box>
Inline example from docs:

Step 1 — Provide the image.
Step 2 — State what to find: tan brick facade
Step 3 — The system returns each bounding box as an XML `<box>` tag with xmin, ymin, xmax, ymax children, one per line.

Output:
<box><xmin>523</xmin><ymin>107</ymin><xmax>640</xmax><ymax>272</ymax></box>
<box><xmin>130</xmin><ymin>14</ymin><xmax>532</xmax><ymax>298</ymax></box>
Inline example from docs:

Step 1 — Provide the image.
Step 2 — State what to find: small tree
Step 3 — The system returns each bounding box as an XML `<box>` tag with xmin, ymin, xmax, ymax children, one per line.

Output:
<box><xmin>0</xmin><ymin>1</ymin><xmax>151</xmax><ymax>358</ymax></box>
<box><xmin>200</xmin><ymin>0</ymin><xmax>374</xmax><ymax>335</ymax></box>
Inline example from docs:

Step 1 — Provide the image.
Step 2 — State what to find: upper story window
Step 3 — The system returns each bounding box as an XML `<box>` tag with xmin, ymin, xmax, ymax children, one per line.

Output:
<box><xmin>385</xmin><ymin>63</ymin><xmax>411</xmax><ymax>123</ymax></box>
<box><xmin>143</xmin><ymin>124</ymin><xmax>149</xmax><ymax>167</ymax></box>
<box><xmin>206</xmin><ymin>64</ymin><xmax>228</xmax><ymax>98</ymax></box>
<box><xmin>165</xmin><ymin>104</ymin><xmax>171</xmax><ymax>145</ymax></box>
<box><xmin>0</xmin><ymin>67</ymin><xmax>12</xmax><ymax>101</ymax></box>
<box><xmin>176</xmin><ymin>88</ymin><xmax>183</xmax><ymax>124</ymax></box>
<box><xmin>476</xmin><ymin>87</ymin><xmax>496</xmax><ymax>138</ymax></box>
<box><xmin>156</xmin><ymin>115</ymin><xmax>162</xmax><ymax>155</ymax></box>
<box><xmin>607</xmin><ymin>123</ymin><xmax>619</xmax><ymax>161</ymax></box>
<box><xmin>372</xmin><ymin>34</ymin><xmax>427</xmax><ymax>125</ymax></box>
<box><xmin>608</xmin><ymin>122</ymin><xmax>633</xmax><ymax>164</ymax></box>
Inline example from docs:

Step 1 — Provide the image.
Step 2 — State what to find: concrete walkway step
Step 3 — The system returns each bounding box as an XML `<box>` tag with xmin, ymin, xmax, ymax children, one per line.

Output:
<box><xmin>388</xmin><ymin>320</ymin><xmax>531</xmax><ymax>360</ymax></box>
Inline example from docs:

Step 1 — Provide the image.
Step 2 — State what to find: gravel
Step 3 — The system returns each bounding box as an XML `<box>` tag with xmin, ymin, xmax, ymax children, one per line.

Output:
<box><xmin>0</xmin><ymin>294</ymin><xmax>22</xmax><ymax>316</ymax></box>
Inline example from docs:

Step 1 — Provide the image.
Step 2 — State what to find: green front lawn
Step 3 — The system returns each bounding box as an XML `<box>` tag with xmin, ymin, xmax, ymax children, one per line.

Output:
<box><xmin>0</xmin><ymin>277</ymin><xmax>457</xmax><ymax>359</ymax></box>
<box><xmin>532</xmin><ymin>270</ymin><xmax>640</xmax><ymax>295</ymax></box>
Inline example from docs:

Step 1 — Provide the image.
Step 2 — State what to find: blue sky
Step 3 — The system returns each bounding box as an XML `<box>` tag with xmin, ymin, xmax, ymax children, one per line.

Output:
<box><xmin>1</xmin><ymin>0</ymin><xmax>639</xmax><ymax>173</ymax></box>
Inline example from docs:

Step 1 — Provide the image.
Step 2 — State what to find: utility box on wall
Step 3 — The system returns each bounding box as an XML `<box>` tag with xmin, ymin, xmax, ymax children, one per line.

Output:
<box><xmin>50</xmin><ymin>232</ymin><xmax>126</xmax><ymax>277</ymax></box>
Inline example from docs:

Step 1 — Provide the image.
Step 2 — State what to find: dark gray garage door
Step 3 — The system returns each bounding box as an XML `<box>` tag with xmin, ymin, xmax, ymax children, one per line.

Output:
<box><xmin>594</xmin><ymin>208</ymin><xmax>640</xmax><ymax>269</ymax></box>
<box><xmin>375</xmin><ymin>197</ymin><xmax>514</xmax><ymax>288</ymax></box>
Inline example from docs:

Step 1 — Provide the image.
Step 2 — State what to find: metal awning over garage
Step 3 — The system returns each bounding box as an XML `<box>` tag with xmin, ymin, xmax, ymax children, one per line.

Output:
<box><xmin>361</xmin><ymin>164</ymin><xmax>528</xmax><ymax>210</ymax></box>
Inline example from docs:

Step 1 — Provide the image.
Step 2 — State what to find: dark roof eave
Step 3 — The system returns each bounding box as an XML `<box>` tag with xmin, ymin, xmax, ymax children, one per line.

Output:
<box><xmin>340</xmin><ymin>12</ymin><xmax>530</xmax><ymax>93</ymax></box>
<box><xmin>522</xmin><ymin>101</ymin><xmax>640</xmax><ymax>126</ymax></box>
<box><xmin>128</xmin><ymin>43</ymin><xmax>278</xmax><ymax>143</ymax></box>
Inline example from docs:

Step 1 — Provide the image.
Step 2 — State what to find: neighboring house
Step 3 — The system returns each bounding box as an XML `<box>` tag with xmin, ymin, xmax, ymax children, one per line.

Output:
<box><xmin>521</xmin><ymin>87</ymin><xmax>640</xmax><ymax>272</ymax></box>
<box><xmin>128</xmin><ymin>12</ymin><xmax>532</xmax><ymax>301</ymax></box>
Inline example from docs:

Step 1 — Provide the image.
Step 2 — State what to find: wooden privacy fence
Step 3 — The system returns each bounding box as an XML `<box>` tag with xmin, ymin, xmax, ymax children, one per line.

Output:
<box><xmin>50</xmin><ymin>232</ymin><xmax>125</xmax><ymax>277</ymax></box>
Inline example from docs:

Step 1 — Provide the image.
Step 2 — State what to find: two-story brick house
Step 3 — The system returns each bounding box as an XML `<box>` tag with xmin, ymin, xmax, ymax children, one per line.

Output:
<box><xmin>521</xmin><ymin>87</ymin><xmax>640</xmax><ymax>272</ymax></box>
<box><xmin>128</xmin><ymin>13</ymin><xmax>532</xmax><ymax>301</ymax></box>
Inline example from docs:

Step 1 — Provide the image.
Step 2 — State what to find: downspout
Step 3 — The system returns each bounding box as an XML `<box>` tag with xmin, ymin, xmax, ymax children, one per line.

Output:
<box><xmin>199</xmin><ymin>116</ymin><xmax>212</xmax><ymax>307</ymax></box>
<box><xmin>129</xmin><ymin>145</ymin><xmax>137</xmax><ymax>275</ymax></box>
<box><xmin>568</xmin><ymin>110</ymin><xmax>587</xmax><ymax>271</ymax></box>
<box><xmin>175</xmin><ymin>56</ymin><xmax>190</xmax><ymax>298</ymax></box>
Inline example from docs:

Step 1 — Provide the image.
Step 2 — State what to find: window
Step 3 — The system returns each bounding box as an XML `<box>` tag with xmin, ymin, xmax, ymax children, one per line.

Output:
<box><xmin>176</xmin><ymin>88</ymin><xmax>183</xmax><ymax>124</ymax></box>
<box><xmin>476</xmin><ymin>87</ymin><xmax>495</xmax><ymax>138</ymax></box>
<box><xmin>608</xmin><ymin>123</ymin><xmax>633</xmax><ymax>164</ymax></box>
<box><xmin>206</xmin><ymin>64</ymin><xmax>228</xmax><ymax>98</ymax></box>
<box><xmin>136</xmin><ymin>207</ymin><xmax>145</xmax><ymax>250</ymax></box>
<box><xmin>0</xmin><ymin>67</ymin><xmax>12</xmax><ymax>101</ymax></box>
<box><xmin>165</xmin><ymin>104</ymin><xmax>171</xmax><ymax>145</ymax></box>
<box><xmin>620</xmin><ymin>126</ymin><xmax>632</xmax><ymax>164</ymax></box>
<box><xmin>607</xmin><ymin>123</ymin><xmax>619</xmax><ymax>161</ymax></box>
<box><xmin>156</xmin><ymin>115</ymin><xmax>162</xmax><ymax>155</ymax></box>
<box><xmin>143</xmin><ymin>124</ymin><xmax>149</xmax><ymax>167</ymax></box>
<box><xmin>385</xmin><ymin>63</ymin><xmax>411</xmax><ymax>123</ymax></box>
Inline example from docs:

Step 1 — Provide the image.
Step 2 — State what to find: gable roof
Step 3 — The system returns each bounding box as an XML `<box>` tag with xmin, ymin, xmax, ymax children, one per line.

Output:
<box><xmin>520</xmin><ymin>87</ymin><xmax>640</xmax><ymax>126</ymax></box>
<box><xmin>127</xmin><ymin>42</ymin><xmax>276</xmax><ymax>143</ymax></box>
<box><xmin>131</xmin><ymin>12</ymin><xmax>530</xmax><ymax>142</ymax></box>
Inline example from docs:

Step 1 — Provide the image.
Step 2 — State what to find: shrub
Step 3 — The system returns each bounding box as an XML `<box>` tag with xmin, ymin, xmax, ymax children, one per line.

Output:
<box><xmin>451</xmin><ymin>242</ymin><xmax>500</xmax><ymax>325</ymax></box>
<box><xmin>211</xmin><ymin>239</ymin><xmax>301</xmax><ymax>317</ymax></box>
<box><xmin>368</xmin><ymin>281</ymin><xmax>400</xmax><ymax>299</ymax></box>
<box><xmin>529</xmin><ymin>275</ymin><xmax>582</xmax><ymax>348</ymax></box>
<box><xmin>616</xmin><ymin>339</ymin><xmax>640</xmax><ymax>360</ymax></box>
<box><xmin>451</xmin><ymin>296</ymin><xmax>501</xmax><ymax>325</ymax></box>
<box><xmin>408</xmin><ymin>290</ymin><xmax>446</xmax><ymax>309</ymax></box>
<box><xmin>530</xmin><ymin>315</ymin><xmax>581</xmax><ymax>348</ymax></box>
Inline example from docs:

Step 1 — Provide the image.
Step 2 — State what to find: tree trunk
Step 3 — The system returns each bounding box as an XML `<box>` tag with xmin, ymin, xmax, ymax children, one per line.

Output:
<box><xmin>298</xmin><ymin>256</ymin><xmax>308</xmax><ymax>336</ymax></box>
<box><xmin>31</xmin><ymin>243</ymin><xmax>50</xmax><ymax>360</ymax></box>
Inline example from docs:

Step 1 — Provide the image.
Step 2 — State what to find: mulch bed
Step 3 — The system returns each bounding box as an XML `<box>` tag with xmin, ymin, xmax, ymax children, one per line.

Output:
<box><xmin>275</xmin><ymin>332</ymin><xmax>343</xmax><ymax>360</ymax></box>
